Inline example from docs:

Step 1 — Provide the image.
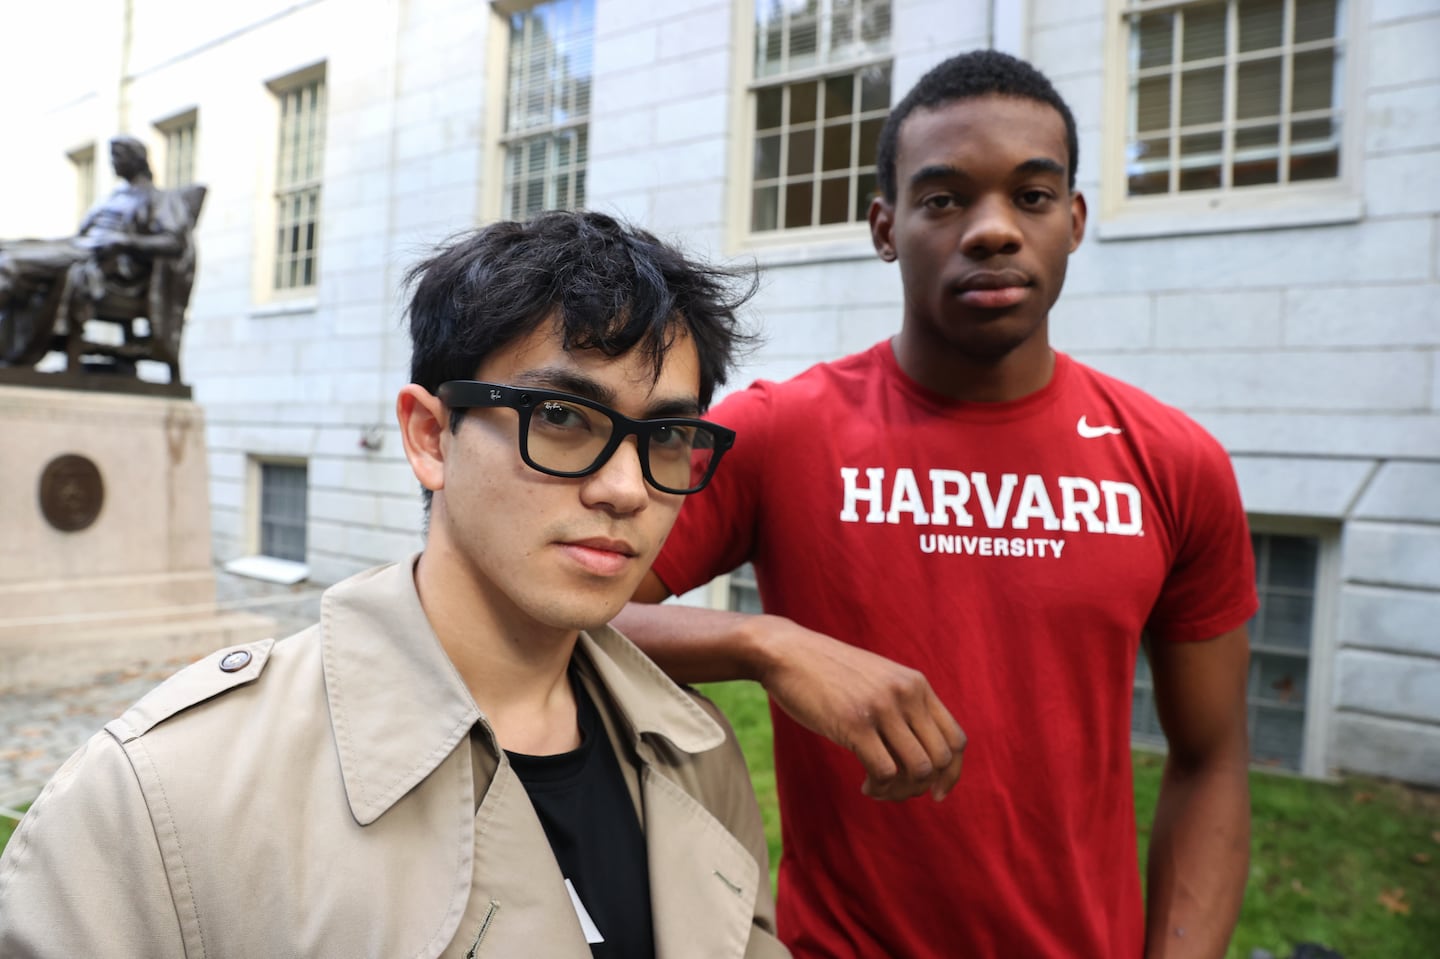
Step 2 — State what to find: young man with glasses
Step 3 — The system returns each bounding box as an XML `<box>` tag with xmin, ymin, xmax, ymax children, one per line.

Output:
<box><xmin>618</xmin><ymin>51</ymin><xmax>1256</xmax><ymax>958</ymax></box>
<box><xmin>0</xmin><ymin>211</ymin><xmax>787</xmax><ymax>959</ymax></box>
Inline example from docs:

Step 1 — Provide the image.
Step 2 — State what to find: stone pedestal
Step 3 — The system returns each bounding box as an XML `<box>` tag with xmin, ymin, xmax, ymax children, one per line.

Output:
<box><xmin>0</xmin><ymin>385</ymin><xmax>273</xmax><ymax>687</ymax></box>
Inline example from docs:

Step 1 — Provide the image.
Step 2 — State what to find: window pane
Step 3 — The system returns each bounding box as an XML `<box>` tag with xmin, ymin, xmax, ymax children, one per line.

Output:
<box><xmin>859</xmin><ymin>63</ymin><xmax>890</xmax><ymax>112</ymax></box>
<box><xmin>756</xmin><ymin>87</ymin><xmax>783</xmax><ymax>131</ymax></box>
<box><xmin>1263</xmin><ymin>592</ymin><xmax>1314</xmax><ymax>647</ymax></box>
<box><xmin>1295</xmin><ymin>0</ymin><xmax>1339</xmax><ymax>43</ymax></box>
<box><xmin>1251</xmin><ymin>704</ymin><xmax>1304</xmax><ymax>768</ymax></box>
<box><xmin>790</xmin><ymin>81</ymin><xmax>818</xmax><ymax>125</ymax></box>
<box><xmin>1136</xmin><ymin>12</ymin><xmax>1175</xmax><ymax>70</ymax></box>
<box><xmin>788</xmin><ymin>128</ymin><xmax>816</xmax><ymax>176</ymax></box>
<box><xmin>752</xmin><ymin>185</ymin><xmax>779</xmax><ymax>232</ymax></box>
<box><xmin>1181</xmin><ymin>4</ymin><xmax>1226</xmax><ymax>61</ymax></box>
<box><xmin>1237</xmin><ymin>57</ymin><xmax>1282</xmax><ymax>120</ymax></box>
<box><xmin>1292</xmin><ymin>50</ymin><xmax>1335</xmax><ymax>113</ymax></box>
<box><xmin>1239</xmin><ymin>0</ymin><xmax>1285</xmax><ymax>52</ymax></box>
<box><xmin>784</xmin><ymin>181</ymin><xmax>813</xmax><ymax>229</ymax></box>
<box><xmin>1180</xmin><ymin>67</ymin><xmax>1224</xmax><ymax>126</ymax></box>
<box><xmin>858</xmin><ymin>116</ymin><xmax>884</xmax><ymax>166</ymax></box>
<box><xmin>755</xmin><ymin>134</ymin><xmax>781</xmax><ymax>180</ymax></box>
<box><xmin>1137</xmin><ymin>75</ymin><xmax>1173</xmax><ymax>133</ymax></box>
<box><xmin>819</xmin><ymin>175</ymin><xmax>850</xmax><ymax>224</ymax></box>
<box><xmin>822</xmin><ymin>122</ymin><xmax>852</xmax><ymax>171</ymax></box>
<box><xmin>854</xmin><ymin>171</ymin><xmax>878</xmax><ymax>218</ymax></box>
<box><xmin>1268</xmin><ymin>535</ymin><xmax>1319</xmax><ymax>589</ymax></box>
<box><xmin>1234</xmin><ymin>125</ymin><xmax>1279</xmax><ymax>185</ymax></box>
<box><xmin>1179</xmin><ymin>161</ymin><xmax>1222</xmax><ymax>191</ymax></box>
<box><xmin>825</xmin><ymin>74</ymin><xmax>854</xmax><ymax>119</ymax></box>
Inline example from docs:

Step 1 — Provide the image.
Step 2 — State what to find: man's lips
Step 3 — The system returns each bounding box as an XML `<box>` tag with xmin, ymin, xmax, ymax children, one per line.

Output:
<box><xmin>953</xmin><ymin>270</ymin><xmax>1031</xmax><ymax>309</ymax></box>
<box><xmin>556</xmin><ymin>537</ymin><xmax>639</xmax><ymax>576</ymax></box>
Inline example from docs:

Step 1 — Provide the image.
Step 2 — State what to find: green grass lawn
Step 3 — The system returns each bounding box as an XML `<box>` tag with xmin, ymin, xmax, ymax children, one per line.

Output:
<box><xmin>701</xmin><ymin>681</ymin><xmax>1440</xmax><ymax>959</ymax></box>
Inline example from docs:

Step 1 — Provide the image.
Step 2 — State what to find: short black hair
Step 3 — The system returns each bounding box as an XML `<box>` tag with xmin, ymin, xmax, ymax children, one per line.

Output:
<box><xmin>405</xmin><ymin>209</ymin><xmax>756</xmax><ymax>413</ymax></box>
<box><xmin>876</xmin><ymin>50</ymin><xmax>1079</xmax><ymax>201</ymax></box>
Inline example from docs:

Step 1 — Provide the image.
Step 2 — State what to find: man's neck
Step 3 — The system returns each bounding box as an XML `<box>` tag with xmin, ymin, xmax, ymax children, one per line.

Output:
<box><xmin>891</xmin><ymin>328</ymin><xmax>1055</xmax><ymax>403</ymax></box>
<box><xmin>412</xmin><ymin>546</ymin><xmax>582</xmax><ymax>755</ymax></box>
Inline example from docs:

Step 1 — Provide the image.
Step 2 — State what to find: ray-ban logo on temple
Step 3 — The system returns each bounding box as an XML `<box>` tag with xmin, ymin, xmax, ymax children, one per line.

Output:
<box><xmin>438</xmin><ymin>381</ymin><xmax>735</xmax><ymax>495</ymax></box>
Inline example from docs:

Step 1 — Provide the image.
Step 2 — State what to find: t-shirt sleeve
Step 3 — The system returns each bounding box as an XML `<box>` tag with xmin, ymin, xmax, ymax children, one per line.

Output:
<box><xmin>650</xmin><ymin>382</ymin><xmax>775</xmax><ymax>596</ymax></box>
<box><xmin>1145</xmin><ymin>423</ymin><xmax>1259</xmax><ymax>643</ymax></box>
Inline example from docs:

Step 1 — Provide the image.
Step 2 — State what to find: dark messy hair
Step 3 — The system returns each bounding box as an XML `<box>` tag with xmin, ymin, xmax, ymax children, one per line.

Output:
<box><xmin>876</xmin><ymin>49</ymin><xmax>1079</xmax><ymax>201</ymax></box>
<box><xmin>406</xmin><ymin>210</ymin><xmax>756</xmax><ymax>406</ymax></box>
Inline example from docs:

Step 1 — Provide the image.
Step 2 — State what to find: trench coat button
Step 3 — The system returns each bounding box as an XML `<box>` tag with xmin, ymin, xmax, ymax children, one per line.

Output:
<box><xmin>219</xmin><ymin>650</ymin><xmax>252</xmax><ymax>672</ymax></box>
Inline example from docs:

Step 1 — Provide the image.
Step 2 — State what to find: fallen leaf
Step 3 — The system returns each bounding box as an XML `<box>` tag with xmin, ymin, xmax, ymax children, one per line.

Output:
<box><xmin>1378</xmin><ymin>887</ymin><xmax>1411</xmax><ymax>915</ymax></box>
<box><xmin>1290</xmin><ymin>878</ymin><xmax>1308</xmax><ymax>895</ymax></box>
<box><xmin>1412</xmin><ymin>852</ymin><xmax>1432</xmax><ymax>866</ymax></box>
<box><xmin>1432</xmin><ymin>830</ymin><xmax>1440</xmax><ymax>845</ymax></box>
<box><xmin>1354</xmin><ymin>791</ymin><xmax>1375</xmax><ymax>804</ymax></box>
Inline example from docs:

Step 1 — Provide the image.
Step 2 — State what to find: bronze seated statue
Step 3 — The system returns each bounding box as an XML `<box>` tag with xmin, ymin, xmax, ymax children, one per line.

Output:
<box><xmin>0</xmin><ymin>136</ymin><xmax>204</xmax><ymax>386</ymax></box>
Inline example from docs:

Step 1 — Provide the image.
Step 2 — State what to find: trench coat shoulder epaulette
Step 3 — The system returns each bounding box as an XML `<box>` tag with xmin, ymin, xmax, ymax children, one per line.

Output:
<box><xmin>104</xmin><ymin>637</ymin><xmax>278</xmax><ymax>745</ymax></box>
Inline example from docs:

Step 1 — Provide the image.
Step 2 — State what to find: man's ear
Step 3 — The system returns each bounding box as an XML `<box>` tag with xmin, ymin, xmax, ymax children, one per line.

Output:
<box><xmin>396</xmin><ymin>384</ymin><xmax>448</xmax><ymax>494</ymax></box>
<box><xmin>1069</xmin><ymin>190</ymin><xmax>1088</xmax><ymax>253</ymax></box>
<box><xmin>869</xmin><ymin>194</ymin><xmax>898</xmax><ymax>262</ymax></box>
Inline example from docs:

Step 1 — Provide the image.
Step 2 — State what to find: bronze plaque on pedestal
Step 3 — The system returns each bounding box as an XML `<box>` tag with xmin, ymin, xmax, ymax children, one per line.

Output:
<box><xmin>39</xmin><ymin>454</ymin><xmax>104</xmax><ymax>532</ymax></box>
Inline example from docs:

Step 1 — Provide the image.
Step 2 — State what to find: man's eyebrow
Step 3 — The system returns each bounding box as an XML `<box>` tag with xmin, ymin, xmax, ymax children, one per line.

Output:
<box><xmin>1014</xmin><ymin>157</ymin><xmax>1067</xmax><ymax>178</ymax></box>
<box><xmin>512</xmin><ymin>368</ymin><xmax>616</xmax><ymax>406</ymax></box>
<box><xmin>511</xmin><ymin>367</ymin><xmax>701</xmax><ymax>419</ymax></box>
<box><xmin>908</xmin><ymin>157</ymin><xmax>1067</xmax><ymax>189</ymax></box>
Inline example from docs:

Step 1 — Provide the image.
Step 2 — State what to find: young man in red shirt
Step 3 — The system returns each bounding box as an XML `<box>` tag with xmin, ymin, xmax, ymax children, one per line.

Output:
<box><xmin>618</xmin><ymin>51</ymin><xmax>1255</xmax><ymax>959</ymax></box>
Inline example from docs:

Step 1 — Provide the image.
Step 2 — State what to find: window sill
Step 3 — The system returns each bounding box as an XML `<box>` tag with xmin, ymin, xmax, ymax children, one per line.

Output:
<box><xmin>249</xmin><ymin>297</ymin><xmax>318</xmax><ymax>320</ymax></box>
<box><xmin>742</xmin><ymin>231</ymin><xmax>878</xmax><ymax>268</ymax></box>
<box><xmin>224</xmin><ymin>555</ymin><xmax>309</xmax><ymax>585</ymax></box>
<box><xmin>1097</xmin><ymin>193</ymin><xmax>1363</xmax><ymax>241</ymax></box>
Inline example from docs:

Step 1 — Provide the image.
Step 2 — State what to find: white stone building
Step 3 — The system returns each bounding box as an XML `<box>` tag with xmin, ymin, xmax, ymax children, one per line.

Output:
<box><xmin>2</xmin><ymin>0</ymin><xmax>1436</xmax><ymax>785</ymax></box>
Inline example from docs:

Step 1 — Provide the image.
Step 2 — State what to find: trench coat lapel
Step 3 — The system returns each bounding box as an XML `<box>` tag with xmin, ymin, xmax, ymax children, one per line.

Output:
<box><xmin>458</xmin><ymin>755</ymin><xmax>591</xmax><ymax>957</ymax></box>
<box><xmin>643</xmin><ymin>766</ymin><xmax>763</xmax><ymax>959</ymax></box>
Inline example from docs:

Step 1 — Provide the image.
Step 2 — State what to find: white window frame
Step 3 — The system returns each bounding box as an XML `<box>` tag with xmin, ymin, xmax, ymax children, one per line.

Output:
<box><xmin>729</xmin><ymin>0</ymin><xmax>894</xmax><ymax>251</ymax></box>
<box><xmin>1099</xmin><ymin>0</ymin><xmax>1364</xmax><ymax>240</ymax></box>
<box><xmin>264</xmin><ymin>63</ymin><xmax>326</xmax><ymax>298</ymax></box>
<box><xmin>493</xmin><ymin>0</ymin><xmax>594</xmax><ymax>221</ymax></box>
<box><xmin>155</xmin><ymin>109</ymin><xmax>198</xmax><ymax>189</ymax></box>
<box><xmin>1132</xmin><ymin>518</ymin><xmax>1339</xmax><ymax>777</ymax></box>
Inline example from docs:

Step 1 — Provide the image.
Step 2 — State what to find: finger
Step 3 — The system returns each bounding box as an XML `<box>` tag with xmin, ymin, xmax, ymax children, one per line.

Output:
<box><xmin>873</xmin><ymin>710</ymin><xmax>940</xmax><ymax>784</ymax></box>
<box><xmin>848</xmin><ymin>728</ymin><xmax>900</xmax><ymax>789</ymax></box>
<box><xmin>861</xmin><ymin>770</ymin><xmax>930</xmax><ymax>801</ymax></box>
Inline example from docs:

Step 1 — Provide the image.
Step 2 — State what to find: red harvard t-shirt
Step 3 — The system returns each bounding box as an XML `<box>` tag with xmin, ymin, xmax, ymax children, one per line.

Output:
<box><xmin>654</xmin><ymin>343</ymin><xmax>1257</xmax><ymax>959</ymax></box>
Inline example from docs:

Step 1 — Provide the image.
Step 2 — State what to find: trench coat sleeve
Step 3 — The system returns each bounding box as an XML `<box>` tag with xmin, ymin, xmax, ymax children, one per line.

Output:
<box><xmin>687</xmin><ymin>692</ymin><xmax>787</xmax><ymax>958</ymax></box>
<box><xmin>0</xmin><ymin>733</ymin><xmax>185</xmax><ymax>957</ymax></box>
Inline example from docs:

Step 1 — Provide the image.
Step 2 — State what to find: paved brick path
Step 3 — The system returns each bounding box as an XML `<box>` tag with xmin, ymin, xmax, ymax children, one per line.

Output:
<box><xmin>0</xmin><ymin>572</ymin><xmax>323</xmax><ymax>813</ymax></box>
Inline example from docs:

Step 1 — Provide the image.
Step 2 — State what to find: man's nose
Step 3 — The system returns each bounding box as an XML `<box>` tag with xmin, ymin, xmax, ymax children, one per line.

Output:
<box><xmin>580</xmin><ymin>435</ymin><xmax>650</xmax><ymax>514</ymax></box>
<box><xmin>960</xmin><ymin>195</ymin><xmax>1022</xmax><ymax>258</ymax></box>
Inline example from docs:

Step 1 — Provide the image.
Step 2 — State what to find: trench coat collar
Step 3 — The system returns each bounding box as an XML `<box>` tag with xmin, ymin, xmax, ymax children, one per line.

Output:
<box><xmin>321</xmin><ymin>554</ymin><xmax>726</xmax><ymax>826</ymax></box>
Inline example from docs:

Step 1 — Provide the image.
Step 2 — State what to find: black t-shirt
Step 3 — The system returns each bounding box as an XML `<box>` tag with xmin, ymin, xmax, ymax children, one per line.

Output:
<box><xmin>507</xmin><ymin>670</ymin><xmax>654</xmax><ymax>959</ymax></box>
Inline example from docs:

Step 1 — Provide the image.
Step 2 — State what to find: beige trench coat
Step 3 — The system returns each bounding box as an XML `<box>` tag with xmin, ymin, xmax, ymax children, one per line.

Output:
<box><xmin>0</xmin><ymin>560</ymin><xmax>787</xmax><ymax>959</ymax></box>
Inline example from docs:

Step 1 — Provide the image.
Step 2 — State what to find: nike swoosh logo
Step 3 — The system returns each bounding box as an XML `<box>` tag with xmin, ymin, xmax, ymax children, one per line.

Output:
<box><xmin>1077</xmin><ymin>415</ymin><xmax>1123</xmax><ymax>439</ymax></box>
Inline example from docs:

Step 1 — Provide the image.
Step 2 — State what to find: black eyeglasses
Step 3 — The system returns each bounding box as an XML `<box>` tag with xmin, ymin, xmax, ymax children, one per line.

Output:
<box><xmin>437</xmin><ymin>381</ymin><xmax>735</xmax><ymax>495</ymax></box>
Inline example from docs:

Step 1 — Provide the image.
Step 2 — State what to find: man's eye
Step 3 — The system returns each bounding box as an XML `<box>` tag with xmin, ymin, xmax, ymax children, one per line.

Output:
<box><xmin>924</xmin><ymin>194</ymin><xmax>955</xmax><ymax>210</ymax></box>
<box><xmin>650</xmin><ymin>424</ymin><xmax>696</xmax><ymax>452</ymax></box>
<box><xmin>1018</xmin><ymin>190</ymin><xmax>1053</xmax><ymax>208</ymax></box>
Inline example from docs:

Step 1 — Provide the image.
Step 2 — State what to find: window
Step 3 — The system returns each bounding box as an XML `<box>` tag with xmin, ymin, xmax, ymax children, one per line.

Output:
<box><xmin>501</xmin><ymin>0</ymin><xmax>593</xmax><ymax>219</ymax></box>
<box><xmin>68</xmin><ymin>144</ymin><xmax>95</xmax><ymax>220</ymax></box>
<box><xmin>1133</xmin><ymin>531</ymin><xmax>1321</xmax><ymax>771</ymax></box>
<box><xmin>157</xmin><ymin>111</ymin><xmax>197</xmax><ymax>187</ymax></box>
<box><xmin>1121</xmin><ymin>0</ymin><xmax>1343</xmax><ymax>198</ymax></box>
<box><xmin>259</xmin><ymin>462</ymin><xmax>308</xmax><ymax>563</ymax></box>
<box><xmin>271</xmin><ymin>71</ymin><xmax>326</xmax><ymax>291</ymax></box>
<box><xmin>728</xmin><ymin>563</ymin><xmax>764</xmax><ymax>615</ymax></box>
<box><xmin>749</xmin><ymin>0</ymin><xmax>892</xmax><ymax>234</ymax></box>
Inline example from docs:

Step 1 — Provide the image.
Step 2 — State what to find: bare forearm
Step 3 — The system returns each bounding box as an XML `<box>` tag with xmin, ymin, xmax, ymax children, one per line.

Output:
<box><xmin>1144</xmin><ymin>753</ymin><xmax>1250</xmax><ymax>958</ymax></box>
<box><xmin>611</xmin><ymin>601</ymin><xmax>773</xmax><ymax>686</ymax></box>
